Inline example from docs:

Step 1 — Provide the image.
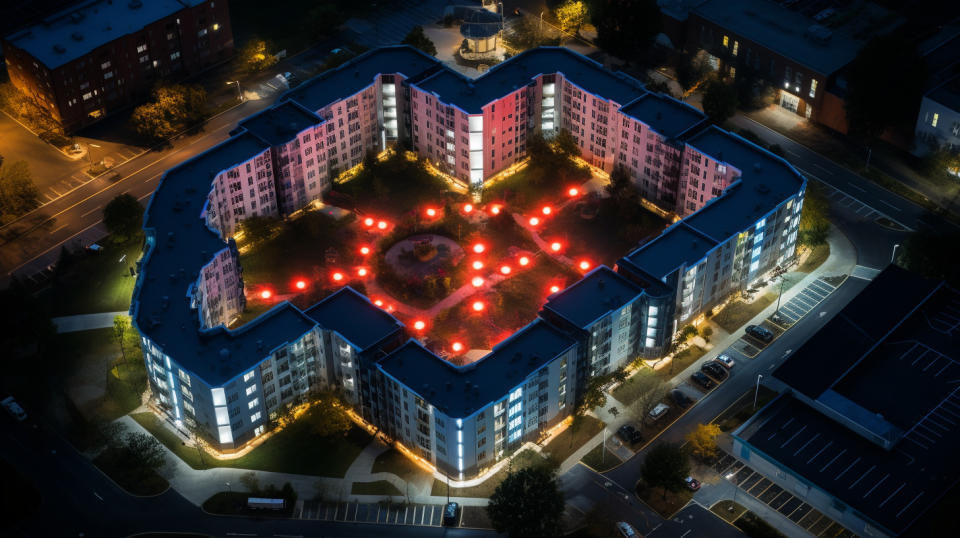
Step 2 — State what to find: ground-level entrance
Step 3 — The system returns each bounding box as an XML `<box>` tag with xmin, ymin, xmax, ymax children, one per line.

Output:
<box><xmin>779</xmin><ymin>91</ymin><xmax>800</xmax><ymax>113</ymax></box>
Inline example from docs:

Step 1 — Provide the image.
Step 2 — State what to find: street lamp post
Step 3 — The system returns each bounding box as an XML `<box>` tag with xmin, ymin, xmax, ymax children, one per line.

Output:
<box><xmin>227</xmin><ymin>80</ymin><xmax>243</xmax><ymax>102</ymax></box>
<box><xmin>225</xmin><ymin>481</ymin><xmax>231</xmax><ymax>493</ymax></box>
<box><xmin>753</xmin><ymin>374</ymin><xmax>763</xmax><ymax>410</ymax></box>
<box><xmin>726</xmin><ymin>472</ymin><xmax>738</xmax><ymax>511</ymax></box>
<box><xmin>539</xmin><ymin>10</ymin><xmax>544</xmax><ymax>34</ymax></box>
<box><xmin>891</xmin><ymin>243</ymin><xmax>901</xmax><ymax>264</ymax></box>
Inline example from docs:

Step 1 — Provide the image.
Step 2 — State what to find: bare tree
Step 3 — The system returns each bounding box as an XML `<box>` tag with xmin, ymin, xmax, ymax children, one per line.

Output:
<box><xmin>628</xmin><ymin>374</ymin><xmax>667</xmax><ymax>421</ymax></box>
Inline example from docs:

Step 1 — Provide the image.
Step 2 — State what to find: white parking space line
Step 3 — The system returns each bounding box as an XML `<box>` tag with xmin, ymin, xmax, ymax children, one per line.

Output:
<box><xmin>848</xmin><ymin>184</ymin><xmax>866</xmax><ymax>192</ymax></box>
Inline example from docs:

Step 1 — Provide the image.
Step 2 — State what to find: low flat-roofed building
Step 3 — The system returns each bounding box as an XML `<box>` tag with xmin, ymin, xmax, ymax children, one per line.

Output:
<box><xmin>734</xmin><ymin>265</ymin><xmax>958</xmax><ymax>537</ymax></box>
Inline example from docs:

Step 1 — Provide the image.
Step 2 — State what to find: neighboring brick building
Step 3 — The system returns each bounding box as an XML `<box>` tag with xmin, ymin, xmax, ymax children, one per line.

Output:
<box><xmin>2</xmin><ymin>0</ymin><xmax>233</xmax><ymax>133</ymax></box>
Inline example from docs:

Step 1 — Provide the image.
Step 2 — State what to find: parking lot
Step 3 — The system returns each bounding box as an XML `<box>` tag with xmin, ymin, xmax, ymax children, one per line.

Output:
<box><xmin>712</xmin><ymin>451</ymin><xmax>857</xmax><ymax>538</ymax></box>
<box><xmin>298</xmin><ymin>500</ymin><xmax>449</xmax><ymax>527</ymax></box>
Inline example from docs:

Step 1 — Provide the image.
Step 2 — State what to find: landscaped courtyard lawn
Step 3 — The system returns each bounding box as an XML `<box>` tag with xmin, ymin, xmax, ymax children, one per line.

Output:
<box><xmin>371</xmin><ymin>448</ymin><xmax>430</xmax><ymax>483</ymax></box>
<box><xmin>131</xmin><ymin>407</ymin><xmax>371</xmax><ymax>477</ymax></box>
<box><xmin>541</xmin><ymin>415</ymin><xmax>604</xmax><ymax>465</ymax></box>
<box><xmin>41</xmin><ymin>237</ymin><xmax>144</xmax><ymax>316</ymax></box>
<box><xmin>580</xmin><ymin>443</ymin><xmax>622</xmax><ymax>473</ymax></box>
<box><xmin>713</xmin><ymin>292</ymin><xmax>777</xmax><ymax>334</ymax></box>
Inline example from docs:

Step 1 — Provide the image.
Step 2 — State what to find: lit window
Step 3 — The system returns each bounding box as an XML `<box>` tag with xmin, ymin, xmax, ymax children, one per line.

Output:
<box><xmin>245</xmin><ymin>385</ymin><xmax>256</xmax><ymax>396</ymax></box>
<box><xmin>809</xmin><ymin>79</ymin><xmax>818</xmax><ymax>99</ymax></box>
<box><xmin>722</xmin><ymin>35</ymin><xmax>729</xmax><ymax>48</ymax></box>
<box><xmin>732</xmin><ymin>41</ymin><xmax>739</xmax><ymax>56</ymax></box>
<box><xmin>248</xmin><ymin>398</ymin><xmax>259</xmax><ymax>409</ymax></box>
<box><xmin>243</xmin><ymin>371</ymin><xmax>255</xmax><ymax>382</ymax></box>
<box><xmin>136</xmin><ymin>44</ymin><xmax>147</xmax><ymax>53</ymax></box>
<box><xmin>82</xmin><ymin>92</ymin><xmax>92</xmax><ymax>101</ymax></box>
<box><xmin>250</xmin><ymin>411</ymin><xmax>261</xmax><ymax>423</ymax></box>
<box><xmin>198</xmin><ymin>28</ymin><xmax>208</xmax><ymax>37</ymax></box>
<box><xmin>932</xmin><ymin>113</ymin><xmax>939</xmax><ymax>127</ymax></box>
<box><xmin>100</xmin><ymin>61</ymin><xmax>111</xmax><ymax>69</ymax></box>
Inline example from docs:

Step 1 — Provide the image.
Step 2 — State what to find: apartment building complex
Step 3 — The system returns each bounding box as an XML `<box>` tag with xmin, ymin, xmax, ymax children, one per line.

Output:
<box><xmin>132</xmin><ymin>46</ymin><xmax>804</xmax><ymax>476</ymax></box>
<box><xmin>2</xmin><ymin>0</ymin><xmax>233</xmax><ymax>132</ymax></box>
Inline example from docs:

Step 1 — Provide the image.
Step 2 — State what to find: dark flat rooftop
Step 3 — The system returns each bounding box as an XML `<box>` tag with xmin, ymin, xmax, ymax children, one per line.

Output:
<box><xmin>542</xmin><ymin>266</ymin><xmax>645</xmax><ymax>329</ymax></box>
<box><xmin>738</xmin><ymin>394</ymin><xmax>958</xmax><ymax>535</ymax></box>
<box><xmin>284</xmin><ymin>45</ymin><xmax>441</xmax><ymax>112</ymax></box>
<box><xmin>620</xmin><ymin>92</ymin><xmax>707</xmax><ymax>139</ymax></box>
<box><xmin>378</xmin><ymin>320</ymin><xmax>576</xmax><ymax>418</ymax></box>
<box><xmin>240</xmin><ymin>100</ymin><xmax>322</xmax><ymax>147</ymax></box>
<box><xmin>622</xmin><ymin>222</ymin><xmax>717</xmax><ymax>280</ymax></box>
<box><xmin>415</xmin><ymin>47</ymin><xmax>645</xmax><ymax>113</ymax></box>
<box><xmin>303</xmin><ymin>287</ymin><xmax>402</xmax><ymax>352</ymax></box>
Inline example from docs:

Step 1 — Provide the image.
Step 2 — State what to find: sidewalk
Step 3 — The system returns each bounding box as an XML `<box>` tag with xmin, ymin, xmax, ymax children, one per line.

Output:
<box><xmin>52</xmin><ymin>311</ymin><xmax>128</xmax><ymax>333</ymax></box>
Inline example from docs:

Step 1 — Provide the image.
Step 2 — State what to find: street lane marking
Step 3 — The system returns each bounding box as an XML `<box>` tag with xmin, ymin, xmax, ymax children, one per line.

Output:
<box><xmin>879</xmin><ymin>199</ymin><xmax>902</xmax><ymax>211</ymax></box>
<box><xmin>80</xmin><ymin>206</ymin><xmax>102</xmax><ymax>218</ymax></box>
<box><xmin>813</xmin><ymin>163</ymin><xmax>833</xmax><ymax>175</ymax></box>
<box><xmin>49</xmin><ymin>224</ymin><xmax>67</xmax><ymax>235</ymax></box>
<box><xmin>847</xmin><ymin>184</ymin><xmax>866</xmax><ymax>192</ymax></box>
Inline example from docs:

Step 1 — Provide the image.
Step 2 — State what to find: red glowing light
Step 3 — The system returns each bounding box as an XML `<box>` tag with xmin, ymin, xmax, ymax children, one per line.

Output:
<box><xmin>550</xmin><ymin>242</ymin><xmax>562</xmax><ymax>252</ymax></box>
<box><xmin>374</xmin><ymin>299</ymin><xmax>384</xmax><ymax>307</ymax></box>
<box><xmin>529</xmin><ymin>217</ymin><xmax>540</xmax><ymax>226</ymax></box>
<box><xmin>295</xmin><ymin>280</ymin><xmax>307</xmax><ymax>290</ymax></box>
<box><xmin>550</xmin><ymin>285</ymin><xmax>561</xmax><ymax>293</ymax></box>
<box><xmin>377</xmin><ymin>220</ymin><xmax>388</xmax><ymax>230</ymax></box>
<box><xmin>364</xmin><ymin>217</ymin><xmax>374</xmax><ymax>227</ymax></box>
<box><xmin>519</xmin><ymin>256</ymin><xmax>530</xmax><ymax>266</ymax></box>
<box><xmin>579</xmin><ymin>260</ymin><xmax>591</xmax><ymax>271</ymax></box>
<box><xmin>500</xmin><ymin>265</ymin><xmax>512</xmax><ymax>275</ymax></box>
<box><xmin>472</xmin><ymin>260</ymin><xmax>484</xmax><ymax>270</ymax></box>
<box><xmin>359</xmin><ymin>246</ymin><xmax>371</xmax><ymax>255</ymax></box>
<box><xmin>473</xmin><ymin>243</ymin><xmax>485</xmax><ymax>254</ymax></box>
<box><xmin>413</xmin><ymin>320</ymin><xmax>426</xmax><ymax>331</ymax></box>
<box><xmin>463</xmin><ymin>203</ymin><xmax>474</xmax><ymax>213</ymax></box>
<box><xmin>568</xmin><ymin>187</ymin><xmax>579</xmax><ymax>197</ymax></box>
<box><xmin>260</xmin><ymin>289</ymin><xmax>272</xmax><ymax>299</ymax></box>
<box><xmin>357</xmin><ymin>268</ymin><xmax>368</xmax><ymax>277</ymax></box>
<box><xmin>471</xmin><ymin>276</ymin><xmax>484</xmax><ymax>287</ymax></box>
<box><xmin>490</xmin><ymin>205</ymin><xmax>501</xmax><ymax>215</ymax></box>
<box><xmin>472</xmin><ymin>301</ymin><xmax>485</xmax><ymax>312</ymax></box>
<box><xmin>452</xmin><ymin>342</ymin><xmax>464</xmax><ymax>352</ymax></box>
<box><xmin>542</xmin><ymin>206</ymin><xmax>552</xmax><ymax>215</ymax></box>
<box><xmin>426</xmin><ymin>207</ymin><xmax>437</xmax><ymax>217</ymax></box>
<box><xmin>332</xmin><ymin>272</ymin><xmax>344</xmax><ymax>282</ymax></box>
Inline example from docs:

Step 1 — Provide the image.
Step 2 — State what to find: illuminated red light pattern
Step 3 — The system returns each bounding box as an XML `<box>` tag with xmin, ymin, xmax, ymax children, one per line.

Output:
<box><xmin>260</xmin><ymin>289</ymin><xmax>272</xmax><ymax>299</ymax></box>
<box><xmin>426</xmin><ymin>208</ymin><xmax>437</xmax><ymax>217</ymax></box>
<box><xmin>472</xmin><ymin>260</ymin><xmax>484</xmax><ymax>270</ymax></box>
<box><xmin>541</xmin><ymin>206</ymin><xmax>552</xmax><ymax>215</ymax></box>
<box><xmin>500</xmin><ymin>265</ymin><xmax>512</xmax><ymax>275</ymax></box>
<box><xmin>357</xmin><ymin>268</ymin><xmax>368</xmax><ymax>277</ymax></box>
<box><xmin>473</xmin><ymin>243</ymin><xmax>485</xmax><ymax>254</ymax></box>
<box><xmin>472</xmin><ymin>301</ymin><xmax>485</xmax><ymax>312</ymax></box>
<box><xmin>579</xmin><ymin>260</ymin><xmax>591</xmax><ymax>271</ymax></box>
<box><xmin>413</xmin><ymin>320</ymin><xmax>426</xmax><ymax>331</ymax></box>
<box><xmin>295</xmin><ymin>280</ymin><xmax>307</xmax><ymax>290</ymax></box>
<box><xmin>363</xmin><ymin>217</ymin><xmax>374</xmax><ymax>227</ymax></box>
<box><xmin>471</xmin><ymin>276</ymin><xmax>484</xmax><ymax>287</ymax></box>
<box><xmin>568</xmin><ymin>187</ymin><xmax>579</xmax><ymax>197</ymax></box>
<box><xmin>519</xmin><ymin>256</ymin><xmax>530</xmax><ymax>266</ymax></box>
<box><xmin>550</xmin><ymin>285</ymin><xmax>561</xmax><ymax>293</ymax></box>
<box><xmin>359</xmin><ymin>246</ymin><xmax>371</xmax><ymax>255</ymax></box>
<box><xmin>550</xmin><ymin>242</ymin><xmax>562</xmax><ymax>252</ymax></box>
<box><xmin>529</xmin><ymin>217</ymin><xmax>540</xmax><ymax>226</ymax></box>
<box><xmin>463</xmin><ymin>203</ymin><xmax>473</xmax><ymax>213</ymax></box>
<box><xmin>377</xmin><ymin>220</ymin><xmax>388</xmax><ymax>230</ymax></box>
<box><xmin>452</xmin><ymin>342</ymin><xmax>463</xmax><ymax>352</ymax></box>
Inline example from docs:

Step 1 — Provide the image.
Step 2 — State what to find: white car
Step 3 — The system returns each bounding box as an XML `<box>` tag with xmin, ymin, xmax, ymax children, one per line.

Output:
<box><xmin>616</xmin><ymin>521</ymin><xmax>637</xmax><ymax>537</ymax></box>
<box><xmin>715</xmin><ymin>353</ymin><xmax>735</xmax><ymax>368</ymax></box>
<box><xmin>2</xmin><ymin>396</ymin><xmax>27</xmax><ymax>421</ymax></box>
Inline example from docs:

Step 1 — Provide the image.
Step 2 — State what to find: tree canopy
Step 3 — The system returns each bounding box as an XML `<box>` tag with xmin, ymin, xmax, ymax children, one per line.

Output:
<box><xmin>103</xmin><ymin>193</ymin><xmax>144</xmax><ymax>243</ymax></box>
<box><xmin>702</xmin><ymin>80</ymin><xmax>738</xmax><ymax>124</ymax></box>
<box><xmin>0</xmin><ymin>158</ymin><xmax>40</xmax><ymax>224</ymax></box>
<box><xmin>798</xmin><ymin>182</ymin><xmax>830</xmax><ymax>247</ymax></box>
<box><xmin>593</xmin><ymin>0</ymin><xmax>662</xmax><ymax>61</ymax></box>
<box><xmin>487</xmin><ymin>465</ymin><xmax>565</xmax><ymax>538</ymax></box>
<box><xmin>896</xmin><ymin>231</ymin><xmax>960</xmax><ymax>287</ymax></box>
<box><xmin>305</xmin><ymin>393</ymin><xmax>352</xmax><ymax>437</ymax></box>
<box><xmin>640</xmin><ymin>442</ymin><xmax>689</xmax><ymax>497</ymax></box>
<box><xmin>685</xmin><ymin>423</ymin><xmax>722</xmax><ymax>461</ymax></box>
<box><xmin>238</xmin><ymin>39</ymin><xmax>278</xmax><ymax>73</ymax></box>
<box><xmin>131</xmin><ymin>83</ymin><xmax>209</xmax><ymax>142</ymax></box>
<box><xmin>555</xmin><ymin>0</ymin><xmax>588</xmax><ymax>36</ymax></box>
<box><xmin>402</xmin><ymin>26</ymin><xmax>437</xmax><ymax>56</ymax></box>
<box><xmin>845</xmin><ymin>33</ymin><xmax>926</xmax><ymax>140</ymax></box>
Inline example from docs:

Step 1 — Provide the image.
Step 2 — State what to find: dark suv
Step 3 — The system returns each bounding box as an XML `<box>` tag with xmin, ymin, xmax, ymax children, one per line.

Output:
<box><xmin>617</xmin><ymin>424</ymin><xmax>643</xmax><ymax>445</ymax></box>
<box><xmin>691</xmin><ymin>371</ymin><xmax>715</xmax><ymax>390</ymax></box>
<box><xmin>670</xmin><ymin>389</ymin><xmax>694</xmax><ymax>408</ymax></box>
<box><xmin>702</xmin><ymin>361</ymin><xmax>728</xmax><ymax>381</ymax></box>
<box><xmin>745</xmin><ymin>324</ymin><xmax>774</xmax><ymax>342</ymax></box>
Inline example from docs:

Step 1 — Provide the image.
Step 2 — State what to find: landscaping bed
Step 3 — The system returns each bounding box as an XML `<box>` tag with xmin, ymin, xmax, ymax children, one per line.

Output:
<box><xmin>202</xmin><ymin>491</ymin><xmax>295</xmax><ymax>517</ymax></box>
<box><xmin>713</xmin><ymin>387</ymin><xmax>778</xmax><ymax>432</ymax></box>
<box><xmin>541</xmin><ymin>415</ymin><xmax>604</xmax><ymax>465</ymax></box>
<box><xmin>93</xmin><ymin>447</ymin><xmax>168</xmax><ymax>496</ymax></box>
<box><xmin>579</xmin><ymin>443</ymin><xmax>622</xmax><ymax>473</ymax></box>
<box><xmin>713</xmin><ymin>292</ymin><xmax>777</xmax><ymax>334</ymax></box>
<box><xmin>429</xmin><ymin>449</ymin><xmax>550</xmax><ymax>498</ymax></box>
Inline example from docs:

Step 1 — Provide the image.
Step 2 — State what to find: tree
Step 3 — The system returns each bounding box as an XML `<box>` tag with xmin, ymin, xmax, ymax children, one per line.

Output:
<box><xmin>487</xmin><ymin>466</ymin><xmax>564</xmax><ymax>538</ymax></box>
<box><xmin>113</xmin><ymin>315</ymin><xmax>129</xmax><ymax>364</ymax></box>
<box><xmin>305</xmin><ymin>392</ymin><xmax>352</xmax><ymax>437</ymax></box>
<box><xmin>103</xmin><ymin>193</ymin><xmax>144</xmax><ymax>243</ymax></box>
<box><xmin>576</xmin><ymin>376</ymin><xmax>608</xmax><ymax>416</ymax></box>
<box><xmin>676</xmin><ymin>51</ymin><xmax>709</xmax><ymax>93</ymax></box>
<box><xmin>240</xmin><ymin>471</ymin><xmax>261</xmax><ymax>494</ymax></box>
<box><xmin>131</xmin><ymin>83</ymin><xmax>208</xmax><ymax>142</ymax></box>
<box><xmin>702</xmin><ymin>80</ymin><xmax>738</xmax><ymax>124</ymax></box>
<box><xmin>846</xmin><ymin>33</ymin><xmax>925</xmax><ymax>141</ymax></box>
<box><xmin>555</xmin><ymin>0</ymin><xmax>588</xmax><ymax>36</ymax></box>
<box><xmin>0</xmin><ymin>159</ymin><xmax>40</xmax><ymax>224</ymax></box>
<box><xmin>628</xmin><ymin>374</ymin><xmax>666</xmax><ymax>420</ymax></box>
<box><xmin>593</xmin><ymin>0</ymin><xmax>662</xmax><ymax>61</ymax></box>
<box><xmin>238</xmin><ymin>39</ymin><xmax>278</xmax><ymax>73</ymax></box>
<box><xmin>640</xmin><ymin>442</ymin><xmax>689</xmax><ymax>499</ymax></box>
<box><xmin>896</xmin><ymin>230</ymin><xmax>960</xmax><ymax>286</ymax></box>
<box><xmin>402</xmin><ymin>26</ymin><xmax>437</xmax><ymax>56</ymax></box>
<box><xmin>238</xmin><ymin>215</ymin><xmax>279</xmax><ymax>244</ymax></box>
<box><xmin>554</xmin><ymin>128</ymin><xmax>581</xmax><ymax>158</ymax></box>
<box><xmin>122</xmin><ymin>431</ymin><xmax>166</xmax><ymax>477</ymax></box>
<box><xmin>919</xmin><ymin>146</ymin><xmax>960</xmax><ymax>182</ymax></box>
<box><xmin>686</xmin><ymin>423</ymin><xmax>722</xmax><ymax>461</ymax></box>
<box><xmin>798</xmin><ymin>182</ymin><xmax>829</xmax><ymax>247</ymax></box>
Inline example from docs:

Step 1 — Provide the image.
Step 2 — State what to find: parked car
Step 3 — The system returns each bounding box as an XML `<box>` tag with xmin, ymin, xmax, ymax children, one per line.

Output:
<box><xmin>691</xmin><ymin>371</ymin><xmax>715</xmax><ymax>390</ymax></box>
<box><xmin>616</xmin><ymin>521</ymin><xmax>638</xmax><ymax>537</ymax></box>
<box><xmin>648</xmin><ymin>402</ymin><xmax>670</xmax><ymax>421</ymax></box>
<box><xmin>702</xmin><ymin>361</ymin><xmax>728</xmax><ymax>381</ymax></box>
<box><xmin>715</xmin><ymin>353</ymin><xmax>735</xmax><ymax>368</ymax></box>
<box><xmin>670</xmin><ymin>389</ymin><xmax>694</xmax><ymax>408</ymax></box>
<box><xmin>617</xmin><ymin>424</ymin><xmax>642</xmax><ymax>444</ymax></box>
<box><xmin>685</xmin><ymin>476</ymin><xmax>701</xmax><ymax>491</ymax></box>
<box><xmin>745</xmin><ymin>324</ymin><xmax>774</xmax><ymax>342</ymax></box>
<box><xmin>1</xmin><ymin>396</ymin><xmax>27</xmax><ymax>421</ymax></box>
<box><xmin>443</xmin><ymin>502</ymin><xmax>459</xmax><ymax>526</ymax></box>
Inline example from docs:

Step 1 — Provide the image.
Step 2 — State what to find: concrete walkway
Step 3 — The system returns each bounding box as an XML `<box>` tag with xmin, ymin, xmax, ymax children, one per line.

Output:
<box><xmin>52</xmin><ymin>311</ymin><xmax>128</xmax><ymax>333</ymax></box>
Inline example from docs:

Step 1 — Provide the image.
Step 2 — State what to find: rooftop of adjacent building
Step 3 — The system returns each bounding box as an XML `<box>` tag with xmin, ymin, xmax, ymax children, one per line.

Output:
<box><xmin>542</xmin><ymin>266</ymin><xmax>646</xmax><ymax>329</ymax></box>
<box><xmin>239</xmin><ymin>100</ymin><xmax>323</xmax><ymax>147</ymax></box>
<box><xmin>620</xmin><ymin>91</ymin><xmax>708</xmax><ymax>139</ymax></box>
<box><xmin>5</xmin><ymin>0</ymin><xmax>208</xmax><ymax>70</ymax></box>
<box><xmin>458</xmin><ymin>6</ymin><xmax>501</xmax><ymax>39</ymax></box>
<box><xmin>737</xmin><ymin>392</ymin><xmax>957</xmax><ymax>536</ymax></box>
<box><xmin>926</xmin><ymin>75</ymin><xmax>960</xmax><ymax>114</ymax></box>
<box><xmin>621</xmin><ymin>222</ymin><xmax>718</xmax><ymax>281</ymax></box>
<box><xmin>693</xmin><ymin>0</ymin><xmax>900</xmax><ymax>76</ymax></box>
<box><xmin>282</xmin><ymin>45</ymin><xmax>442</xmax><ymax>113</ymax></box>
<box><xmin>378</xmin><ymin>319</ymin><xmax>576</xmax><ymax>418</ymax></box>
<box><xmin>414</xmin><ymin>47</ymin><xmax>646</xmax><ymax>114</ymax></box>
<box><xmin>303</xmin><ymin>287</ymin><xmax>403</xmax><ymax>352</ymax></box>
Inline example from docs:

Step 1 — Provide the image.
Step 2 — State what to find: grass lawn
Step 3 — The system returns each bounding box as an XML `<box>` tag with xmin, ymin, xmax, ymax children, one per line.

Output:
<box><xmin>131</xmin><ymin>410</ymin><xmax>371</xmax><ymax>477</ymax></box>
<box><xmin>636</xmin><ymin>481</ymin><xmax>693</xmax><ymax>518</ymax></box>
<box><xmin>710</xmin><ymin>500</ymin><xmax>747</xmax><ymax>522</ymax></box>
<box><xmin>660</xmin><ymin>345</ymin><xmax>709</xmax><ymax>380</ymax></box>
<box><xmin>580</xmin><ymin>443</ymin><xmax>622</xmax><ymax>472</ymax></box>
<box><xmin>734</xmin><ymin>510</ymin><xmax>786</xmax><ymax>538</ymax></box>
<box><xmin>541</xmin><ymin>415</ymin><xmax>604</xmax><ymax>465</ymax></box>
<box><xmin>482</xmin><ymin>158</ymin><xmax>591</xmax><ymax>212</ymax></box>
<box><xmin>333</xmin><ymin>152</ymin><xmax>461</xmax><ymax>218</ymax></box>
<box><xmin>797</xmin><ymin>243</ymin><xmax>830</xmax><ymax>273</ymax></box>
<box><xmin>460</xmin><ymin>506</ymin><xmax>493</xmax><ymax>529</ymax></box>
<box><xmin>714</xmin><ymin>386</ymin><xmax>778</xmax><ymax>432</ymax></box>
<box><xmin>612</xmin><ymin>369</ymin><xmax>661</xmax><ymax>406</ymax></box>
<box><xmin>93</xmin><ymin>447</ymin><xmax>168</xmax><ymax>495</ymax></box>
<box><xmin>202</xmin><ymin>491</ymin><xmax>294</xmax><ymax>517</ymax></box>
<box><xmin>351</xmin><ymin>480</ymin><xmax>402</xmax><ymax>496</ymax></box>
<box><xmin>56</xmin><ymin>328</ymin><xmax>147</xmax><ymax>421</ymax></box>
<box><xmin>371</xmin><ymin>448</ymin><xmax>430</xmax><ymax>482</ymax></box>
<box><xmin>713</xmin><ymin>292</ymin><xmax>777</xmax><ymax>334</ymax></box>
<box><xmin>41</xmin><ymin>237</ymin><xmax>142</xmax><ymax>316</ymax></box>
<box><xmin>429</xmin><ymin>449</ymin><xmax>549</xmax><ymax>498</ymax></box>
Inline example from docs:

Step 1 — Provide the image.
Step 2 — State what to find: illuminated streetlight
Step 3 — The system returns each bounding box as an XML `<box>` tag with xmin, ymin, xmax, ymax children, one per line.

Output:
<box><xmin>374</xmin><ymin>299</ymin><xmax>384</xmax><ymax>307</ymax></box>
<box><xmin>490</xmin><ymin>205</ymin><xmax>501</xmax><ymax>215</ymax></box>
<box><xmin>463</xmin><ymin>203</ymin><xmax>473</xmax><ymax>213</ymax></box>
<box><xmin>426</xmin><ymin>207</ymin><xmax>437</xmax><ymax>217</ymax></box>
